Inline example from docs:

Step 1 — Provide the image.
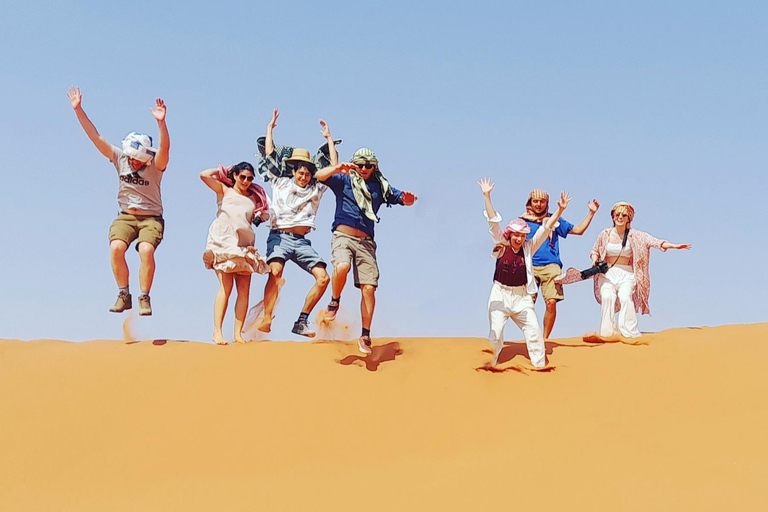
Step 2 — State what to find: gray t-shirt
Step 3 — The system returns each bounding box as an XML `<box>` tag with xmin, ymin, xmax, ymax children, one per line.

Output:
<box><xmin>111</xmin><ymin>145</ymin><xmax>164</xmax><ymax>215</ymax></box>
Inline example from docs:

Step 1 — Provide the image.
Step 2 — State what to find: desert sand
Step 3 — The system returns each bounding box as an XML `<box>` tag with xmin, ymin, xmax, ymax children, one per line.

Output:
<box><xmin>1</xmin><ymin>323</ymin><xmax>766</xmax><ymax>511</ymax></box>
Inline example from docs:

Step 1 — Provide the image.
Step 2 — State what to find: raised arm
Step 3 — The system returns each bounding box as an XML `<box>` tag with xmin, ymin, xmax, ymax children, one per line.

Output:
<box><xmin>151</xmin><ymin>98</ymin><xmax>170</xmax><ymax>171</ymax></box>
<box><xmin>315</xmin><ymin>162</ymin><xmax>358</xmax><ymax>182</ymax></box>
<box><xmin>477</xmin><ymin>178</ymin><xmax>498</xmax><ymax>219</ymax></box>
<box><xmin>569</xmin><ymin>199</ymin><xmax>600</xmax><ymax>235</ymax></box>
<box><xmin>265</xmin><ymin>108</ymin><xmax>278</xmax><ymax>156</ymax></box>
<box><xmin>543</xmin><ymin>191</ymin><xmax>572</xmax><ymax>231</ymax></box>
<box><xmin>67</xmin><ymin>87</ymin><xmax>113</xmax><ymax>160</ymax></box>
<box><xmin>199</xmin><ymin>166</ymin><xmax>226</xmax><ymax>197</ymax></box>
<box><xmin>319</xmin><ymin>119</ymin><xmax>338</xmax><ymax>165</ymax></box>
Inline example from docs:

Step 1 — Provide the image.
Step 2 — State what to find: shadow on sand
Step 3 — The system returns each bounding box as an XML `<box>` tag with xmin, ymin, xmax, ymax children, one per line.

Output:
<box><xmin>476</xmin><ymin>340</ymin><xmax>599</xmax><ymax>374</ymax></box>
<box><xmin>124</xmin><ymin>339</ymin><xmax>192</xmax><ymax>346</ymax></box>
<box><xmin>338</xmin><ymin>342</ymin><xmax>403</xmax><ymax>372</ymax></box>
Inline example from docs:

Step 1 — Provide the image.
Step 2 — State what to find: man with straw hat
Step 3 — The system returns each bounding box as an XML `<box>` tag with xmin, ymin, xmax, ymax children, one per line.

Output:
<box><xmin>67</xmin><ymin>86</ymin><xmax>170</xmax><ymax>316</ymax></box>
<box><xmin>255</xmin><ymin>109</ymin><xmax>345</xmax><ymax>337</ymax></box>
<box><xmin>522</xmin><ymin>189</ymin><xmax>599</xmax><ymax>339</ymax></box>
<box><xmin>316</xmin><ymin>148</ymin><xmax>417</xmax><ymax>355</ymax></box>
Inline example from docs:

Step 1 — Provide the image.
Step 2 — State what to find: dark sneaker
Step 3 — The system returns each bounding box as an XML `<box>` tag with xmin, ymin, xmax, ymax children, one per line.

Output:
<box><xmin>109</xmin><ymin>292</ymin><xmax>132</xmax><ymax>313</ymax></box>
<box><xmin>138</xmin><ymin>295</ymin><xmax>152</xmax><ymax>316</ymax></box>
<box><xmin>358</xmin><ymin>335</ymin><xmax>372</xmax><ymax>355</ymax></box>
<box><xmin>291</xmin><ymin>319</ymin><xmax>316</xmax><ymax>338</ymax></box>
<box><xmin>326</xmin><ymin>299</ymin><xmax>340</xmax><ymax>320</ymax></box>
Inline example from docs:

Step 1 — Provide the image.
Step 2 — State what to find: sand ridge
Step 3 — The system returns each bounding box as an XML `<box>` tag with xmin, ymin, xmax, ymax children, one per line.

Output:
<box><xmin>1</xmin><ymin>324</ymin><xmax>767</xmax><ymax>511</ymax></box>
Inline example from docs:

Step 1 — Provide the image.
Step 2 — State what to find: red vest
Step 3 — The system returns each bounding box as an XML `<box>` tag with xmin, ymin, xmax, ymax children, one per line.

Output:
<box><xmin>494</xmin><ymin>247</ymin><xmax>527</xmax><ymax>286</ymax></box>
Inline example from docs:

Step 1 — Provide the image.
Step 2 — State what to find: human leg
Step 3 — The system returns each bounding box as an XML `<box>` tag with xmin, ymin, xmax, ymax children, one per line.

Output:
<box><xmin>535</xmin><ymin>264</ymin><xmax>564</xmax><ymax>339</ymax></box>
<box><xmin>302</xmin><ymin>265</ymin><xmax>330</xmax><ymax>314</ymax></box>
<box><xmin>488</xmin><ymin>285</ymin><xmax>511</xmax><ymax>366</ymax></box>
<box><xmin>543</xmin><ymin>300</ymin><xmax>557</xmax><ymax>340</ymax></box>
<box><xmin>616</xmin><ymin>272</ymin><xmax>641</xmax><ymax>338</ymax></box>
<box><xmin>233</xmin><ymin>273</ymin><xmax>252</xmax><ymax>343</ymax></box>
<box><xmin>258</xmin><ymin>259</ymin><xmax>285</xmax><ymax>333</ymax></box>
<box><xmin>510</xmin><ymin>294</ymin><xmax>546</xmax><ymax>368</ymax></box>
<box><xmin>213</xmin><ymin>271</ymin><xmax>234</xmax><ymax>345</ymax></box>
<box><xmin>327</xmin><ymin>232</ymin><xmax>354</xmax><ymax>319</ymax></box>
<box><xmin>108</xmin><ymin>239</ymin><xmax>132</xmax><ymax>312</ymax></box>
<box><xmin>598</xmin><ymin>274</ymin><xmax>618</xmax><ymax>337</ymax></box>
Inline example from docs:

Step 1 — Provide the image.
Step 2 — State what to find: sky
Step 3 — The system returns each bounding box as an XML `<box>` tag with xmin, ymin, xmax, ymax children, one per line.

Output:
<box><xmin>1</xmin><ymin>0</ymin><xmax>766</xmax><ymax>343</ymax></box>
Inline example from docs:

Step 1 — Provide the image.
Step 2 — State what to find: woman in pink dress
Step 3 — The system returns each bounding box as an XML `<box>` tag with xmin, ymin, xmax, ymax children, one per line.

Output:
<box><xmin>589</xmin><ymin>202</ymin><xmax>691</xmax><ymax>339</ymax></box>
<box><xmin>200</xmin><ymin>162</ymin><xmax>270</xmax><ymax>345</ymax></box>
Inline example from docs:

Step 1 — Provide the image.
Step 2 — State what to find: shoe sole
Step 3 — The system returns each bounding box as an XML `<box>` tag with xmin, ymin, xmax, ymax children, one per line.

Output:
<box><xmin>358</xmin><ymin>340</ymin><xmax>372</xmax><ymax>355</ymax></box>
<box><xmin>139</xmin><ymin>309</ymin><xmax>152</xmax><ymax>316</ymax></box>
<box><xmin>292</xmin><ymin>329</ymin><xmax>316</xmax><ymax>338</ymax></box>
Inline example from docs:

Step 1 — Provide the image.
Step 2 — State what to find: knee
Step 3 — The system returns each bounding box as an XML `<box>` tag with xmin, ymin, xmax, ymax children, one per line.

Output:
<box><xmin>110</xmin><ymin>240</ymin><xmax>128</xmax><ymax>256</ymax></box>
<box><xmin>334</xmin><ymin>262</ymin><xmax>351</xmax><ymax>275</ymax></box>
<box><xmin>137</xmin><ymin>243</ymin><xmax>155</xmax><ymax>260</ymax></box>
<box><xmin>361</xmin><ymin>284</ymin><xmax>376</xmax><ymax>296</ymax></box>
<box><xmin>545</xmin><ymin>300</ymin><xmax>557</xmax><ymax>312</ymax></box>
<box><xmin>316</xmin><ymin>271</ymin><xmax>330</xmax><ymax>287</ymax></box>
<box><xmin>270</xmin><ymin>266</ymin><xmax>284</xmax><ymax>279</ymax></box>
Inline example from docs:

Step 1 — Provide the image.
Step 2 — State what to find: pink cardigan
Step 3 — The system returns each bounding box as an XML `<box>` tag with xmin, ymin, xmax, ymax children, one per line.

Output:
<box><xmin>590</xmin><ymin>228</ymin><xmax>667</xmax><ymax>315</ymax></box>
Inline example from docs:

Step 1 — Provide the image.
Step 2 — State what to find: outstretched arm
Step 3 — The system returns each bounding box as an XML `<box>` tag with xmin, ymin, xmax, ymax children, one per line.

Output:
<box><xmin>151</xmin><ymin>98</ymin><xmax>170</xmax><ymax>171</ymax></box>
<box><xmin>67</xmin><ymin>86</ymin><xmax>113</xmax><ymax>160</ymax></box>
<box><xmin>315</xmin><ymin>162</ymin><xmax>358</xmax><ymax>181</ymax></box>
<box><xmin>569</xmin><ymin>199</ymin><xmax>600</xmax><ymax>235</ymax></box>
<box><xmin>477</xmin><ymin>178</ymin><xmax>498</xmax><ymax>219</ymax></box>
<box><xmin>319</xmin><ymin>119</ymin><xmax>338</xmax><ymax>165</ymax></box>
<box><xmin>543</xmin><ymin>191</ymin><xmax>572</xmax><ymax>230</ymax></box>
<box><xmin>265</xmin><ymin>108</ymin><xmax>278</xmax><ymax>156</ymax></box>
<box><xmin>661</xmin><ymin>241</ymin><xmax>692</xmax><ymax>251</ymax></box>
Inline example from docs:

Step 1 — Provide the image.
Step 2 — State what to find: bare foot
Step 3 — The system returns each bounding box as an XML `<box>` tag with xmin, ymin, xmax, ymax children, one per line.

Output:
<box><xmin>257</xmin><ymin>315</ymin><xmax>272</xmax><ymax>333</ymax></box>
<box><xmin>213</xmin><ymin>332</ymin><xmax>228</xmax><ymax>345</ymax></box>
<box><xmin>233</xmin><ymin>336</ymin><xmax>248</xmax><ymax>344</ymax></box>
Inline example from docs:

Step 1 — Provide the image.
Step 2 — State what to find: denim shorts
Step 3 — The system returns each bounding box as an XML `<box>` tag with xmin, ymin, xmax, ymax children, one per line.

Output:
<box><xmin>266</xmin><ymin>230</ymin><xmax>326</xmax><ymax>273</ymax></box>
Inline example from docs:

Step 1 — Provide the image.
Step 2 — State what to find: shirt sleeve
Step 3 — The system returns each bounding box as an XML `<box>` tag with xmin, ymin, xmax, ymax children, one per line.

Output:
<box><xmin>322</xmin><ymin>173</ymin><xmax>346</xmax><ymax>193</ymax></box>
<box><xmin>483</xmin><ymin>210</ymin><xmax>504</xmax><ymax>243</ymax></box>
<box><xmin>556</xmin><ymin>218</ymin><xmax>574</xmax><ymax>238</ymax></box>
<box><xmin>530</xmin><ymin>222</ymin><xmax>554</xmax><ymax>253</ymax></box>
<box><xmin>110</xmin><ymin>145</ymin><xmax>122</xmax><ymax>170</ymax></box>
<box><xmin>386</xmin><ymin>183</ymin><xmax>404</xmax><ymax>205</ymax></box>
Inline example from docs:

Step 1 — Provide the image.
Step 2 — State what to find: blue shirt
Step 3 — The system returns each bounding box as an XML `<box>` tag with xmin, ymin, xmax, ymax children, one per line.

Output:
<box><xmin>323</xmin><ymin>173</ymin><xmax>403</xmax><ymax>239</ymax></box>
<box><xmin>525</xmin><ymin>217</ymin><xmax>574</xmax><ymax>267</ymax></box>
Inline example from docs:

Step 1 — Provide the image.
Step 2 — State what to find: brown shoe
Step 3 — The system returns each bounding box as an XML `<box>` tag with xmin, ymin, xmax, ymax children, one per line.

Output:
<box><xmin>138</xmin><ymin>294</ymin><xmax>152</xmax><ymax>316</ymax></box>
<box><xmin>109</xmin><ymin>291</ymin><xmax>132</xmax><ymax>313</ymax></box>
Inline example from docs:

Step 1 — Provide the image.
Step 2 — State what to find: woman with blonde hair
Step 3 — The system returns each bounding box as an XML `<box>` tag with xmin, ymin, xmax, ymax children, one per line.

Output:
<box><xmin>589</xmin><ymin>202</ymin><xmax>691</xmax><ymax>339</ymax></box>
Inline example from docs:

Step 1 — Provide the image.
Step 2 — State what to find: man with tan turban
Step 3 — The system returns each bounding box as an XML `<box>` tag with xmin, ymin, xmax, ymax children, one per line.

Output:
<box><xmin>522</xmin><ymin>189</ymin><xmax>599</xmax><ymax>339</ymax></box>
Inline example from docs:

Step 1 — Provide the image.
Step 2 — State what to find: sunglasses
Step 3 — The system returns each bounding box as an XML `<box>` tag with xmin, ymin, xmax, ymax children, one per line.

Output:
<box><xmin>358</xmin><ymin>163</ymin><xmax>377</xmax><ymax>170</ymax></box>
<box><xmin>237</xmin><ymin>174</ymin><xmax>255</xmax><ymax>182</ymax></box>
<box><xmin>614</xmin><ymin>212</ymin><xmax>629</xmax><ymax>218</ymax></box>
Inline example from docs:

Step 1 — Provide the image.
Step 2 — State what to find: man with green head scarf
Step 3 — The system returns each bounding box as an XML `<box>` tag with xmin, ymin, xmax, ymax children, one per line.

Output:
<box><xmin>315</xmin><ymin>148</ymin><xmax>418</xmax><ymax>355</ymax></box>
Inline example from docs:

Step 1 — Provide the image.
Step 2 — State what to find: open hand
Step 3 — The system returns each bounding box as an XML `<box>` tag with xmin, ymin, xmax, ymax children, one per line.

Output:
<box><xmin>67</xmin><ymin>86</ymin><xmax>82</xmax><ymax>109</ymax></box>
<box><xmin>401</xmin><ymin>191</ymin><xmax>418</xmax><ymax>205</ymax></box>
<box><xmin>588</xmin><ymin>199</ymin><xmax>600</xmax><ymax>213</ymax></box>
<box><xmin>150</xmin><ymin>98</ymin><xmax>167</xmax><ymax>121</ymax></box>
<box><xmin>268</xmin><ymin>108</ymin><xmax>279</xmax><ymax>130</ymax></box>
<box><xmin>557</xmin><ymin>191</ymin><xmax>572</xmax><ymax>210</ymax></box>
<box><xmin>336</xmin><ymin>162</ymin><xmax>358</xmax><ymax>174</ymax></box>
<box><xmin>319</xmin><ymin>119</ymin><xmax>332</xmax><ymax>138</ymax></box>
<box><xmin>477</xmin><ymin>177</ymin><xmax>495</xmax><ymax>195</ymax></box>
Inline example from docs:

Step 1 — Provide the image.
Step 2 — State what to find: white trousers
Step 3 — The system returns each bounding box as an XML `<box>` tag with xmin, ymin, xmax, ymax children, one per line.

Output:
<box><xmin>487</xmin><ymin>282</ymin><xmax>546</xmax><ymax>367</ymax></box>
<box><xmin>597</xmin><ymin>265</ymin><xmax>641</xmax><ymax>338</ymax></box>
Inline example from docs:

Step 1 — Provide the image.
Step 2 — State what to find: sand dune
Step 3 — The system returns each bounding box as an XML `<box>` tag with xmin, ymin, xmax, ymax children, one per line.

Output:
<box><xmin>1</xmin><ymin>324</ymin><xmax>766</xmax><ymax>511</ymax></box>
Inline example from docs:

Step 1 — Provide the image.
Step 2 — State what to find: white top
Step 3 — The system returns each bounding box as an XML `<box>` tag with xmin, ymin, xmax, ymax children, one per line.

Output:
<box><xmin>606</xmin><ymin>242</ymin><xmax>632</xmax><ymax>258</ymax></box>
<box><xmin>485</xmin><ymin>210</ymin><xmax>553</xmax><ymax>296</ymax></box>
<box><xmin>266</xmin><ymin>176</ymin><xmax>327</xmax><ymax>230</ymax></box>
<box><xmin>111</xmin><ymin>145</ymin><xmax>164</xmax><ymax>215</ymax></box>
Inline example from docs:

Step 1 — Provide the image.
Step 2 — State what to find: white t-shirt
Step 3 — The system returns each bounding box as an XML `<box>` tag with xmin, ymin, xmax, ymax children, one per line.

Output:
<box><xmin>111</xmin><ymin>146</ymin><xmax>164</xmax><ymax>215</ymax></box>
<box><xmin>267</xmin><ymin>176</ymin><xmax>327</xmax><ymax>230</ymax></box>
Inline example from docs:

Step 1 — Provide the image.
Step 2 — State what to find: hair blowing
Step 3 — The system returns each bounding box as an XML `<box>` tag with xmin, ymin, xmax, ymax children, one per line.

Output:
<box><xmin>227</xmin><ymin>161</ymin><xmax>255</xmax><ymax>184</ymax></box>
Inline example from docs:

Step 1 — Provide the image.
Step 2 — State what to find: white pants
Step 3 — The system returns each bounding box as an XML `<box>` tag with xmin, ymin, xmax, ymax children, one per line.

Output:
<box><xmin>597</xmin><ymin>265</ymin><xmax>641</xmax><ymax>338</ymax></box>
<box><xmin>487</xmin><ymin>282</ymin><xmax>546</xmax><ymax>367</ymax></box>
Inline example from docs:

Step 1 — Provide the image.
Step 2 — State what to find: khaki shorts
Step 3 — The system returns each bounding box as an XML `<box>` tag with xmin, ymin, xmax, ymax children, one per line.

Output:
<box><xmin>108</xmin><ymin>213</ymin><xmax>165</xmax><ymax>249</ymax></box>
<box><xmin>331</xmin><ymin>231</ymin><xmax>378</xmax><ymax>288</ymax></box>
<box><xmin>533</xmin><ymin>263</ymin><xmax>564</xmax><ymax>303</ymax></box>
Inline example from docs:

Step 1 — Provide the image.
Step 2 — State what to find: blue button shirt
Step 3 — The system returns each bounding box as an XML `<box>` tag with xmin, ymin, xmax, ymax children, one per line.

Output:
<box><xmin>525</xmin><ymin>218</ymin><xmax>574</xmax><ymax>267</ymax></box>
<box><xmin>323</xmin><ymin>173</ymin><xmax>403</xmax><ymax>239</ymax></box>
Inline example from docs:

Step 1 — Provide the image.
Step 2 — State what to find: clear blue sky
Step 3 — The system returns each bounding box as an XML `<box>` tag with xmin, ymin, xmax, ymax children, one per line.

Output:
<box><xmin>1</xmin><ymin>0</ymin><xmax>766</xmax><ymax>342</ymax></box>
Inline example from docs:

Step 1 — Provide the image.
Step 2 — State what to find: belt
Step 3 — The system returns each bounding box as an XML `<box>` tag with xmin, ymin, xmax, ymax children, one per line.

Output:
<box><xmin>271</xmin><ymin>229</ymin><xmax>305</xmax><ymax>239</ymax></box>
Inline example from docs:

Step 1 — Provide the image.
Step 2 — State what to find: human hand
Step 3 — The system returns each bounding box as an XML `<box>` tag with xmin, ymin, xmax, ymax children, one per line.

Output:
<box><xmin>150</xmin><ymin>98</ymin><xmax>167</xmax><ymax>122</ymax></box>
<box><xmin>557</xmin><ymin>191</ymin><xmax>572</xmax><ymax>210</ymax></box>
<box><xmin>319</xmin><ymin>119</ymin><xmax>332</xmax><ymax>139</ymax></box>
<box><xmin>268</xmin><ymin>108</ymin><xmax>279</xmax><ymax>130</ymax></box>
<box><xmin>336</xmin><ymin>162</ymin><xmax>358</xmax><ymax>175</ymax></box>
<box><xmin>477</xmin><ymin>177</ymin><xmax>495</xmax><ymax>195</ymax></box>
<box><xmin>588</xmin><ymin>199</ymin><xmax>600</xmax><ymax>213</ymax></box>
<box><xmin>401</xmin><ymin>191</ymin><xmax>418</xmax><ymax>205</ymax></box>
<box><xmin>676</xmin><ymin>243</ymin><xmax>692</xmax><ymax>250</ymax></box>
<box><xmin>67</xmin><ymin>86</ymin><xmax>82</xmax><ymax>109</ymax></box>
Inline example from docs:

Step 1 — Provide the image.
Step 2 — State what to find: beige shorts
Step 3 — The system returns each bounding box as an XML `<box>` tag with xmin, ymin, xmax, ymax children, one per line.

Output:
<box><xmin>533</xmin><ymin>263</ymin><xmax>564</xmax><ymax>303</ymax></box>
<box><xmin>108</xmin><ymin>213</ymin><xmax>164</xmax><ymax>248</ymax></box>
<box><xmin>331</xmin><ymin>231</ymin><xmax>378</xmax><ymax>288</ymax></box>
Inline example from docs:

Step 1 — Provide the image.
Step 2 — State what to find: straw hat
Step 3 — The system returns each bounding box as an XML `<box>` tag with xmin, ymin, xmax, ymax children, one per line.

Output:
<box><xmin>285</xmin><ymin>148</ymin><xmax>316</xmax><ymax>168</ymax></box>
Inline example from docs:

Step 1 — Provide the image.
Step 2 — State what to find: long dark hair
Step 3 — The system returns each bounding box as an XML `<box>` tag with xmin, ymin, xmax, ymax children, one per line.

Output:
<box><xmin>227</xmin><ymin>161</ymin><xmax>255</xmax><ymax>185</ymax></box>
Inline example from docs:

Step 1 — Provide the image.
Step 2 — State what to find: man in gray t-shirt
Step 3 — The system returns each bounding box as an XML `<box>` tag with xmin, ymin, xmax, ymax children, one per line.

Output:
<box><xmin>67</xmin><ymin>87</ymin><xmax>170</xmax><ymax>316</ymax></box>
